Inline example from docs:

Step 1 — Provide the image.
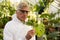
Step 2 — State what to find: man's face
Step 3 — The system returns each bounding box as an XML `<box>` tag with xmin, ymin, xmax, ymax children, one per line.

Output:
<box><xmin>16</xmin><ymin>7</ymin><xmax>29</xmax><ymax>22</ymax></box>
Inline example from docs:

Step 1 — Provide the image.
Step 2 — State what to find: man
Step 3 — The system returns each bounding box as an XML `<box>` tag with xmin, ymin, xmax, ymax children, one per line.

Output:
<box><xmin>3</xmin><ymin>2</ymin><xmax>36</xmax><ymax>40</ymax></box>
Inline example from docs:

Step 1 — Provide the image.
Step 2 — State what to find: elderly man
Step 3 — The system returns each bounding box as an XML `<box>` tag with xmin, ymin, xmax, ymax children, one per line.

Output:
<box><xmin>3</xmin><ymin>2</ymin><xmax>36</xmax><ymax>40</ymax></box>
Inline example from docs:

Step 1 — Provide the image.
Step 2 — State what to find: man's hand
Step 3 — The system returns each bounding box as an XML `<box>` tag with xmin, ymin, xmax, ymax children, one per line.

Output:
<box><xmin>25</xmin><ymin>29</ymin><xmax>35</xmax><ymax>40</ymax></box>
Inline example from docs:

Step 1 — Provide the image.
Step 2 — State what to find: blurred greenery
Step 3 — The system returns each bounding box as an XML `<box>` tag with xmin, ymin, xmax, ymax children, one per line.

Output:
<box><xmin>39</xmin><ymin>5</ymin><xmax>60</xmax><ymax>40</ymax></box>
<box><xmin>28</xmin><ymin>0</ymin><xmax>60</xmax><ymax>40</ymax></box>
<box><xmin>0</xmin><ymin>0</ymin><xmax>60</xmax><ymax>40</ymax></box>
<box><xmin>27</xmin><ymin>0</ymin><xmax>54</xmax><ymax>37</ymax></box>
<box><xmin>0</xmin><ymin>29</ymin><xmax>3</xmax><ymax>40</ymax></box>
<box><xmin>0</xmin><ymin>0</ymin><xmax>15</xmax><ymax>28</ymax></box>
<box><xmin>33</xmin><ymin>0</ymin><xmax>54</xmax><ymax>14</ymax></box>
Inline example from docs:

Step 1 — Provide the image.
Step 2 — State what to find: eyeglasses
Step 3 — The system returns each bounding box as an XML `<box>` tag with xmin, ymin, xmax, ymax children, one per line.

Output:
<box><xmin>19</xmin><ymin>10</ymin><xmax>29</xmax><ymax>14</ymax></box>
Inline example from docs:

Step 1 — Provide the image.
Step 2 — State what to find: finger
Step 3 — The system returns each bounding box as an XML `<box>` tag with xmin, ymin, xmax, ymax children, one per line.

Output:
<box><xmin>29</xmin><ymin>31</ymin><xmax>35</xmax><ymax>37</ymax></box>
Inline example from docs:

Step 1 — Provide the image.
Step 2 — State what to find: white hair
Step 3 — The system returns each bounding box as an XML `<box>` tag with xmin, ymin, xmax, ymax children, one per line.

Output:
<box><xmin>17</xmin><ymin>1</ymin><xmax>29</xmax><ymax>10</ymax></box>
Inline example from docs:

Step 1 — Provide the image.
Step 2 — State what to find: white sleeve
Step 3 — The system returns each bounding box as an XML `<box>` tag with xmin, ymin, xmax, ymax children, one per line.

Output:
<box><xmin>18</xmin><ymin>36</ymin><xmax>36</xmax><ymax>40</ymax></box>
<box><xmin>3</xmin><ymin>24</ymin><xmax>25</xmax><ymax>40</ymax></box>
<box><xmin>3</xmin><ymin>26</ymin><xmax>13</xmax><ymax>40</ymax></box>
<box><xmin>3</xmin><ymin>28</ymin><xmax>25</xmax><ymax>40</ymax></box>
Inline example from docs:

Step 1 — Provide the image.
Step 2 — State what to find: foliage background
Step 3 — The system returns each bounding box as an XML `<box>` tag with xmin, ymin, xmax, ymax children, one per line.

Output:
<box><xmin>0</xmin><ymin>0</ymin><xmax>60</xmax><ymax>40</ymax></box>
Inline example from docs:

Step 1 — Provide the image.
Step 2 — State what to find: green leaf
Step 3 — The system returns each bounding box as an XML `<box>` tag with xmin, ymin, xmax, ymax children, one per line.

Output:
<box><xmin>34</xmin><ymin>22</ymin><xmax>45</xmax><ymax>37</ymax></box>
